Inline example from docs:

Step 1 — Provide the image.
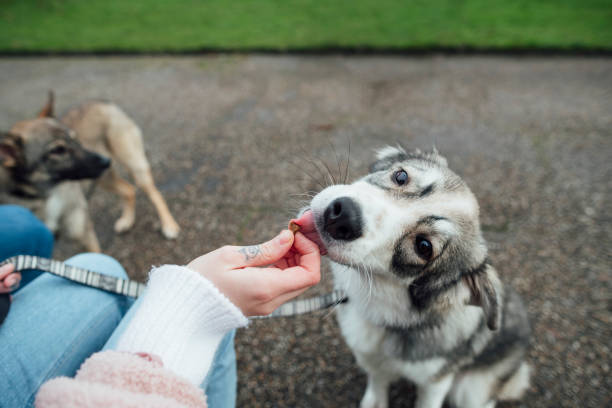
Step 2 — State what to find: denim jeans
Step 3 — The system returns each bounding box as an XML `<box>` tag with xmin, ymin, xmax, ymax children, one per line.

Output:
<box><xmin>0</xmin><ymin>205</ymin><xmax>54</xmax><ymax>287</ymax></box>
<box><xmin>0</xmin><ymin>205</ymin><xmax>237</xmax><ymax>408</ymax></box>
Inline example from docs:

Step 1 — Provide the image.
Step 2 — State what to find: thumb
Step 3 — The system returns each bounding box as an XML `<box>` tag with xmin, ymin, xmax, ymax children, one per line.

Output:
<box><xmin>235</xmin><ymin>230</ymin><xmax>294</xmax><ymax>268</ymax></box>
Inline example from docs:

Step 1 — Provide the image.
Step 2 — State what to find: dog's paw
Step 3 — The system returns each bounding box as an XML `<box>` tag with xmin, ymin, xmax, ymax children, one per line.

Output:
<box><xmin>114</xmin><ymin>216</ymin><xmax>135</xmax><ymax>234</ymax></box>
<box><xmin>161</xmin><ymin>221</ymin><xmax>180</xmax><ymax>239</ymax></box>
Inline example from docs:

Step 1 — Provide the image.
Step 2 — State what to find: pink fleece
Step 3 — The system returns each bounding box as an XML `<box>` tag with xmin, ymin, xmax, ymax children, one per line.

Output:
<box><xmin>35</xmin><ymin>351</ymin><xmax>207</xmax><ymax>408</ymax></box>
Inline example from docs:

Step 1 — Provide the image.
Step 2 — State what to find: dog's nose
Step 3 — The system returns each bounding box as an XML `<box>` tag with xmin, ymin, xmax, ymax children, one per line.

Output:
<box><xmin>96</xmin><ymin>154</ymin><xmax>111</xmax><ymax>169</ymax></box>
<box><xmin>100</xmin><ymin>156</ymin><xmax>111</xmax><ymax>169</ymax></box>
<box><xmin>323</xmin><ymin>197</ymin><xmax>362</xmax><ymax>241</ymax></box>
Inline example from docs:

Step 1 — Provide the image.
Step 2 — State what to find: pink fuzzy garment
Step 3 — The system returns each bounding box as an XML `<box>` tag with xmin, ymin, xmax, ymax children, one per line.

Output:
<box><xmin>35</xmin><ymin>351</ymin><xmax>207</xmax><ymax>408</ymax></box>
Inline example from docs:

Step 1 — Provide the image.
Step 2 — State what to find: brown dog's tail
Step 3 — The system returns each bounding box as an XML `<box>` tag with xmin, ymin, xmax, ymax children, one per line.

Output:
<box><xmin>38</xmin><ymin>90</ymin><xmax>55</xmax><ymax>118</ymax></box>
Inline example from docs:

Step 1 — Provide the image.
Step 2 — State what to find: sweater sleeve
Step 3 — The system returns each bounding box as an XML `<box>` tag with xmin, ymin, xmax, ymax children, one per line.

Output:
<box><xmin>36</xmin><ymin>351</ymin><xmax>209</xmax><ymax>408</ymax></box>
<box><xmin>115</xmin><ymin>265</ymin><xmax>248</xmax><ymax>385</ymax></box>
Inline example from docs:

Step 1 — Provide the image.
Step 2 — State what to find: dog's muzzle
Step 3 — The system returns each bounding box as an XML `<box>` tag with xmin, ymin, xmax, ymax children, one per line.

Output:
<box><xmin>323</xmin><ymin>197</ymin><xmax>363</xmax><ymax>241</ymax></box>
<box><xmin>76</xmin><ymin>152</ymin><xmax>111</xmax><ymax>179</ymax></box>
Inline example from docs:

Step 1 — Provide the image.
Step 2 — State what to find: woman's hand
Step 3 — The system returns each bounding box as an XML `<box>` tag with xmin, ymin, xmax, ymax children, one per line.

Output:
<box><xmin>187</xmin><ymin>229</ymin><xmax>320</xmax><ymax>316</ymax></box>
<box><xmin>0</xmin><ymin>263</ymin><xmax>20</xmax><ymax>294</ymax></box>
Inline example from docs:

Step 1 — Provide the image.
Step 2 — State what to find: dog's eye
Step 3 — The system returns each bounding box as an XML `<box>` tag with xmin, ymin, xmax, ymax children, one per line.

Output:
<box><xmin>50</xmin><ymin>145</ymin><xmax>67</xmax><ymax>155</ymax></box>
<box><xmin>414</xmin><ymin>235</ymin><xmax>433</xmax><ymax>260</ymax></box>
<box><xmin>393</xmin><ymin>170</ymin><xmax>409</xmax><ymax>186</ymax></box>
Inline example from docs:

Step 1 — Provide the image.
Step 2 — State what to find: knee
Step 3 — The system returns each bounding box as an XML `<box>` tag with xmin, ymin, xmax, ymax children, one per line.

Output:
<box><xmin>26</xmin><ymin>215</ymin><xmax>54</xmax><ymax>257</ymax></box>
<box><xmin>36</xmin><ymin>223</ymin><xmax>54</xmax><ymax>258</ymax></box>
<box><xmin>0</xmin><ymin>205</ymin><xmax>54</xmax><ymax>257</ymax></box>
<box><xmin>65</xmin><ymin>253</ymin><xmax>128</xmax><ymax>279</ymax></box>
<box><xmin>0</xmin><ymin>204</ymin><xmax>35</xmax><ymax>218</ymax></box>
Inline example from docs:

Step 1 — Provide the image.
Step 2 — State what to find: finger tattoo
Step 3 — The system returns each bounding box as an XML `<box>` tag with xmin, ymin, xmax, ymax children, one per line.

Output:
<box><xmin>240</xmin><ymin>245</ymin><xmax>261</xmax><ymax>261</ymax></box>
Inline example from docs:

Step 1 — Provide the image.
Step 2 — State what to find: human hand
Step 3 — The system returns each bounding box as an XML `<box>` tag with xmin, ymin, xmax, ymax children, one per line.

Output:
<box><xmin>0</xmin><ymin>263</ymin><xmax>20</xmax><ymax>294</ymax></box>
<box><xmin>187</xmin><ymin>229</ymin><xmax>321</xmax><ymax>316</ymax></box>
<box><xmin>289</xmin><ymin>209</ymin><xmax>327</xmax><ymax>255</ymax></box>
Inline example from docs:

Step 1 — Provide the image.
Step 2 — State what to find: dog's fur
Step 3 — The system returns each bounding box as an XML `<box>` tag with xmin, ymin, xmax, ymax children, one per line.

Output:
<box><xmin>5</xmin><ymin>92</ymin><xmax>180</xmax><ymax>252</ymax></box>
<box><xmin>309</xmin><ymin>146</ymin><xmax>530</xmax><ymax>408</ymax></box>
<box><xmin>0</xmin><ymin>122</ymin><xmax>109</xmax><ymax>199</ymax></box>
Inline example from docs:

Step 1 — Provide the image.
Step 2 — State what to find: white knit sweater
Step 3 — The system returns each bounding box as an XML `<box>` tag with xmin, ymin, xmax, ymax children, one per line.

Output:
<box><xmin>115</xmin><ymin>265</ymin><xmax>249</xmax><ymax>385</ymax></box>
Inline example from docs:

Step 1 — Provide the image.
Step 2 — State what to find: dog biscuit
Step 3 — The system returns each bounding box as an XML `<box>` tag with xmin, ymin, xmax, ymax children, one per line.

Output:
<box><xmin>289</xmin><ymin>221</ymin><xmax>301</xmax><ymax>234</ymax></box>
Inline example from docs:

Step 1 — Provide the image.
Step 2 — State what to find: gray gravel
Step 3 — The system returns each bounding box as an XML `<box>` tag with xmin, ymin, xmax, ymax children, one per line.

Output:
<box><xmin>0</xmin><ymin>56</ymin><xmax>610</xmax><ymax>407</ymax></box>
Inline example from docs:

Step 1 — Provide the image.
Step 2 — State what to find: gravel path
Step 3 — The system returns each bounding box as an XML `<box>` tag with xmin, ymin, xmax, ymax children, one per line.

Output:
<box><xmin>1</xmin><ymin>56</ymin><xmax>610</xmax><ymax>407</ymax></box>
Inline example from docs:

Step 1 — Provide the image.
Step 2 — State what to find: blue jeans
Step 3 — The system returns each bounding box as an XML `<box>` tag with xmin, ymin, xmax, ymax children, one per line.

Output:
<box><xmin>0</xmin><ymin>206</ymin><xmax>236</xmax><ymax>408</ymax></box>
<box><xmin>0</xmin><ymin>205</ymin><xmax>54</xmax><ymax>287</ymax></box>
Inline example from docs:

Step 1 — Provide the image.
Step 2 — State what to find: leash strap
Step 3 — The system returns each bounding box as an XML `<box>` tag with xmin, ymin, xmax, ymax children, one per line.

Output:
<box><xmin>1</xmin><ymin>255</ymin><xmax>347</xmax><ymax>319</ymax></box>
<box><xmin>1</xmin><ymin>255</ymin><xmax>145</xmax><ymax>297</ymax></box>
<box><xmin>251</xmin><ymin>290</ymin><xmax>347</xmax><ymax>319</ymax></box>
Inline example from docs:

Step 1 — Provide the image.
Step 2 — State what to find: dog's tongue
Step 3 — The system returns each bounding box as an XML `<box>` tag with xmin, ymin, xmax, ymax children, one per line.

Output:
<box><xmin>289</xmin><ymin>210</ymin><xmax>327</xmax><ymax>255</ymax></box>
<box><xmin>292</xmin><ymin>210</ymin><xmax>315</xmax><ymax>230</ymax></box>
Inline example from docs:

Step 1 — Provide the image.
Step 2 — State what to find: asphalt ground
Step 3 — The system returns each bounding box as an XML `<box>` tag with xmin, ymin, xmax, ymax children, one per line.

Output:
<box><xmin>0</xmin><ymin>56</ymin><xmax>610</xmax><ymax>407</ymax></box>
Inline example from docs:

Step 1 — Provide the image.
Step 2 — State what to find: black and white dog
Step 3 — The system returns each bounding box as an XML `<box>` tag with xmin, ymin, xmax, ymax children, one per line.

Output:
<box><xmin>308</xmin><ymin>146</ymin><xmax>531</xmax><ymax>408</ymax></box>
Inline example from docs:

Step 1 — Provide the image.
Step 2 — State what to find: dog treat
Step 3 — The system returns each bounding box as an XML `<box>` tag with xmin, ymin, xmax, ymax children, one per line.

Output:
<box><xmin>289</xmin><ymin>221</ymin><xmax>301</xmax><ymax>234</ymax></box>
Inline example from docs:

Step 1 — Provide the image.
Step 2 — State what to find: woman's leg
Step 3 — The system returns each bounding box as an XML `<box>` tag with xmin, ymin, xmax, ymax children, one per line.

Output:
<box><xmin>0</xmin><ymin>205</ymin><xmax>54</xmax><ymax>287</ymax></box>
<box><xmin>0</xmin><ymin>253</ymin><xmax>132</xmax><ymax>408</ymax></box>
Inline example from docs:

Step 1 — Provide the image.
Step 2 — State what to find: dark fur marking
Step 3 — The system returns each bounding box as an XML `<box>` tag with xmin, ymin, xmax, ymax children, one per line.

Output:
<box><xmin>464</xmin><ymin>288</ymin><xmax>530</xmax><ymax>370</ymax></box>
<box><xmin>365</xmin><ymin>177</ymin><xmax>437</xmax><ymax>201</ymax></box>
<box><xmin>385</xmin><ymin>287</ymin><xmax>530</xmax><ymax>381</ymax></box>
<box><xmin>419</xmin><ymin>183</ymin><xmax>434</xmax><ymax>197</ymax></box>
<box><xmin>417</xmin><ymin>215</ymin><xmax>447</xmax><ymax>225</ymax></box>
<box><xmin>391</xmin><ymin>239</ymin><xmax>423</xmax><ymax>277</ymax></box>
<box><xmin>369</xmin><ymin>148</ymin><xmax>446</xmax><ymax>174</ymax></box>
<box><xmin>369</xmin><ymin>152</ymin><xmax>408</xmax><ymax>172</ymax></box>
<box><xmin>410</xmin><ymin>271</ymin><xmax>461</xmax><ymax>309</ymax></box>
<box><xmin>409</xmin><ymin>258</ymin><xmax>487</xmax><ymax>311</ymax></box>
<box><xmin>383</xmin><ymin>314</ymin><xmax>487</xmax><ymax>363</ymax></box>
<box><xmin>391</xmin><ymin>216</ymin><xmax>449</xmax><ymax>278</ymax></box>
<box><xmin>364</xmin><ymin>176</ymin><xmax>392</xmax><ymax>192</ymax></box>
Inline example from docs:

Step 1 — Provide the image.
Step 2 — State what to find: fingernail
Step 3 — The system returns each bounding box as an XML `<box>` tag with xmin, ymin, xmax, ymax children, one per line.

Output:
<box><xmin>278</xmin><ymin>230</ymin><xmax>293</xmax><ymax>245</ymax></box>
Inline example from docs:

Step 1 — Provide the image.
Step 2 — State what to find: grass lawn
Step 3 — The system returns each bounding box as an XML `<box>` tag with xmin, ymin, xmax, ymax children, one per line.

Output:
<box><xmin>1</xmin><ymin>0</ymin><xmax>611</xmax><ymax>52</ymax></box>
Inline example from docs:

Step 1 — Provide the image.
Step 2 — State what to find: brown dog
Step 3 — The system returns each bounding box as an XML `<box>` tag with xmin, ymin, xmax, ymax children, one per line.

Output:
<box><xmin>6</xmin><ymin>92</ymin><xmax>180</xmax><ymax>252</ymax></box>
<box><xmin>0</xmin><ymin>126</ymin><xmax>110</xmax><ymax>198</ymax></box>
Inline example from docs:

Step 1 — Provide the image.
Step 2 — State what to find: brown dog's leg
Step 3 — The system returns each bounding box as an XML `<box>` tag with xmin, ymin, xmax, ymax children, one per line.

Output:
<box><xmin>64</xmin><ymin>213</ymin><xmax>101</xmax><ymax>253</ymax></box>
<box><xmin>99</xmin><ymin>169</ymin><xmax>136</xmax><ymax>234</ymax></box>
<box><xmin>103</xmin><ymin>109</ymin><xmax>179</xmax><ymax>239</ymax></box>
<box><xmin>131</xmin><ymin>166</ymin><xmax>180</xmax><ymax>239</ymax></box>
<box><xmin>81</xmin><ymin>219</ymin><xmax>102</xmax><ymax>253</ymax></box>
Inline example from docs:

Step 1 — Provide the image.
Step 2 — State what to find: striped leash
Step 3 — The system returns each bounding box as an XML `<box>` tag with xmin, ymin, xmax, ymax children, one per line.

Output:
<box><xmin>0</xmin><ymin>255</ymin><xmax>347</xmax><ymax>319</ymax></box>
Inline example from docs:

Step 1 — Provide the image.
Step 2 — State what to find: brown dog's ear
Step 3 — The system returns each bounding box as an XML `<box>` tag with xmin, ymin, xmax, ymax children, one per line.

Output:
<box><xmin>463</xmin><ymin>263</ymin><xmax>500</xmax><ymax>331</ymax></box>
<box><xmin>0</xmin><ymin>132</ymin><xmax>25</xmax><ymax>168</ymax></box>
<box><xmin>37</xmin><ymin>90</ymin><xmax>55</xmax><ymax>118</ymax></box>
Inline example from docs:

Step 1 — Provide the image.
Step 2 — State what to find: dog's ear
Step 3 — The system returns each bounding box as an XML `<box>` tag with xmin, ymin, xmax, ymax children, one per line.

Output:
<box><xmin>0</xmin><ymin>132</ymin><xmax>25</xmax><ymax>168</ymax></box>
<box><xmin>37</xmin><ymin>90</ymin><xmax>55</xmax><ymax>118</ymax></box>
<box><xmin>463</xmin><ymin>264</ymin><xmax>500</xmax><ymax>331</ymax></box>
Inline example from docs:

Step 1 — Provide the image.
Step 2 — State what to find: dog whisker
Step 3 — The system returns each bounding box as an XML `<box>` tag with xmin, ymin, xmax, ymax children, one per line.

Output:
<box><xmin>325</xmin><ymin>134</ymin><xmax>344</xmax><ymax>185</ymax></box>
<box><xmin>287</xmin><ymin>159</ymin><xmax>326</xmax><ymax>190</ymax></box>
<box><xmin>289</xmin><ymin>192</ymin><xmax>316</xmax><ymax>199</ymax></box>
<box><xmin>294</xmin><ymin>143</ymin><xmax>331</xmax><ymax>186</ymax></box>
<box><xmin>307</xmin><ymin>150</ymin><xmax>336</xmax><ymax>187</ymax></box>
<box><xmin>343</xmin><ymin>135</ymin><xmax>351</xmax><ymax>184</ymax></box>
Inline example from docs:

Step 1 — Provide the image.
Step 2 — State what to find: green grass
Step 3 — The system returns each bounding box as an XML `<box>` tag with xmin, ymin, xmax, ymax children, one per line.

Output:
<box><xmin>1</xmin><ymin>0</ymin><xmax>611</xmax><ymax>52</ymax></box>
